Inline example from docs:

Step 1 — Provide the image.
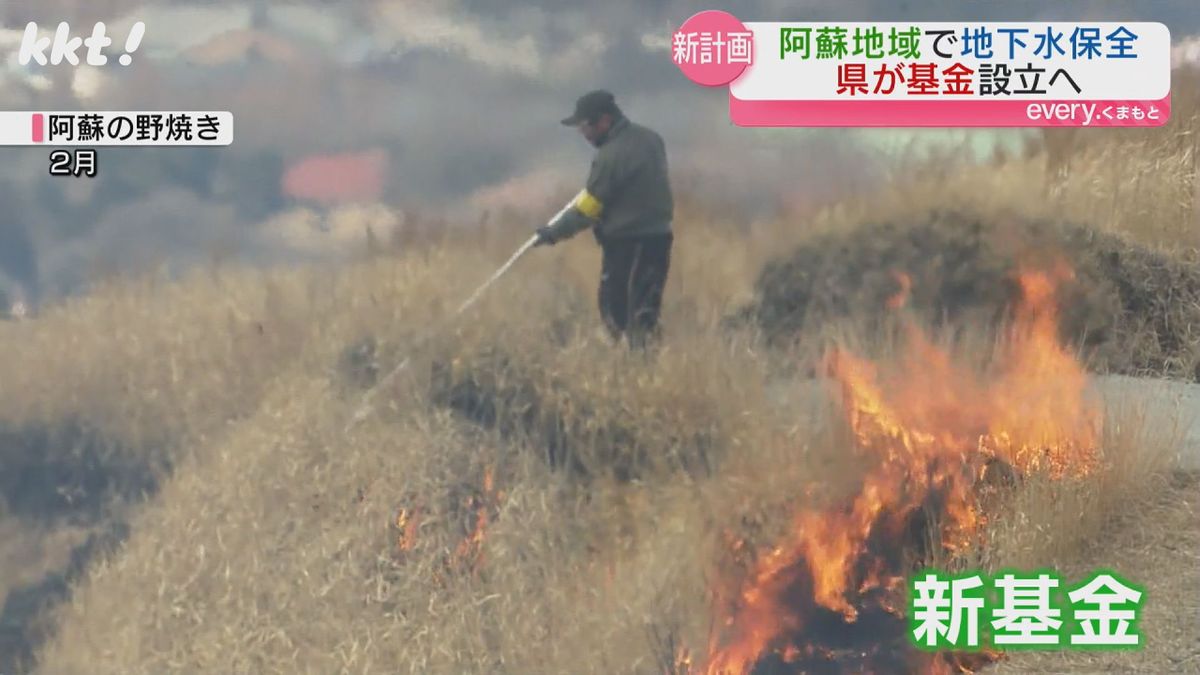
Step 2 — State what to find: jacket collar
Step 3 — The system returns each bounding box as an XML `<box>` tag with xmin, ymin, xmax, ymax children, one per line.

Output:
<box><xmin>596</xmin><ymin>115</ymin><xmax>629</xmax><ymax>146</ymax></box>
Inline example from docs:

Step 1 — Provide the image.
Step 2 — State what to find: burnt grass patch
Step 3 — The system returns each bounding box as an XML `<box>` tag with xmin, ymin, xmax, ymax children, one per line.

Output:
<box><xmin>425</xmin><ymin>347</ymin><xmax>717</xmax><ymax>483</ymax></box>
<box><xmin>0</xmin><ymin>422</ymin><xmax>158</xmax><ymax>523</ymax></box>
<box><xmin>0</xmin><ymin>421</ymin><xmax>161</xmax><ymax>674</ymax></box>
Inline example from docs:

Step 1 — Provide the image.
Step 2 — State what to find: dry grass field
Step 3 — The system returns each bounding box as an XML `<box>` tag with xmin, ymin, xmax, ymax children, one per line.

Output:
<box><xmin>1</xmin><ymin>69</ymin><xmax>1197</xmax><ymax>675</ymax></box>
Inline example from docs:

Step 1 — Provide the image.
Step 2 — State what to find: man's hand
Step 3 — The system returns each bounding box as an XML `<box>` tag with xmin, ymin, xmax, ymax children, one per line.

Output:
<box><xmin>534</xmin><ymin>226</ymin><xmax>557</xmax><ymax>247</ymax></box>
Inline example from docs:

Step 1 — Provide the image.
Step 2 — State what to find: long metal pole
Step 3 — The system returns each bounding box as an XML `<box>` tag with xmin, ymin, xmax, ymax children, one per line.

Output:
<box><xmin>344</xmin><ymin>232</ymin><xmax>541</xmax><ymax>432</ymax></box>
<box><xmin>454</xmin><ymin>233</ymin><xmax>539</xmax><ymax>315</ymax></box>
<box><xmin>345</xmin><ymin>189</ymin><xmax>586</xmax><ymax>431</ymax></box>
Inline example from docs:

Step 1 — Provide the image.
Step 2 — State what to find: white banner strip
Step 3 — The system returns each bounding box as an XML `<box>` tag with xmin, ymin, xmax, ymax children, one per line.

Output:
<box><xmin>730</xmin><ymin>22</ymin><xmax>1171</xmax><ymax>101</ymax></box>
<box><xmin>0</xmin><ymin>111</ymin><xmax>234</xmax><ymax>146</ymax></box>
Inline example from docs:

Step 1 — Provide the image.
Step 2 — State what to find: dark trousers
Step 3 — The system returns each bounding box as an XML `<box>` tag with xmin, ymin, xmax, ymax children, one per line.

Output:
<box><xmin>597</xmin><ymin>233</ymin><xmax>673</xmax><ymax>348</ymax></box>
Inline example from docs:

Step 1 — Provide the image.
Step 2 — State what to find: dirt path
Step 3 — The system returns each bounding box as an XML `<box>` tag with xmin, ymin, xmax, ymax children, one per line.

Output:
<box><xmin>1095</xmin><ymin>375</ymin><xmax>1200</xmax><ymax>470</ymax></box>
<box><xmin>990</xmin><ymin>470</ymin><xmax>1200</xmax><ymax>674</ymax></box>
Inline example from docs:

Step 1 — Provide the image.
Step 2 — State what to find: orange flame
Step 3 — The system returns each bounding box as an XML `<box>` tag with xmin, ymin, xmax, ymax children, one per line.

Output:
<box><xmin>886</xmin><ymin>271</ymin><xmax>913</xmax><ymax>309</ymax></box>
<box><xmin>700</xmin><ymin>266</ymin><xmax>1100</xmax><ymax>673</ymax></box>
<box><xmin>394</xmin><ymin>506</ymin><xmax>421</xmax><ymax>554</ymax></box>
<box><xmin>445</xmin><ymin>466</ymin><xmax>502</xmax><ymax>578</ymax></box>
<box><xmin>393</xmin><ymin>465</ymin><xmax>504</xmax><ymax>585</ymax></box>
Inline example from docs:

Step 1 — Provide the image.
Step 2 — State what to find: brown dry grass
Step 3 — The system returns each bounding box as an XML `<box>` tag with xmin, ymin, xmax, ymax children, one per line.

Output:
<box><xmin>786</xmin><ymin>65</ymin><xmax>1200</xmax><ymax>256</ymax></box>
<box><xmin>0</xmin><ymin>69</ymin><xmax>1194</xmax><ymax>675</ymax></box>
<box><xmin>990</xmin><ymin>470</ymin><xmax>1200</xmax><ymax>674</ymax></box>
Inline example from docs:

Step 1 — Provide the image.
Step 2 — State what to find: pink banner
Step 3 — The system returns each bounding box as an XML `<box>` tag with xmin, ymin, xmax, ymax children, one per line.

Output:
<box><xmin>729</xmin><ymin>94</ymin><xmax>1171</xmax><ymax>127</ymax></box>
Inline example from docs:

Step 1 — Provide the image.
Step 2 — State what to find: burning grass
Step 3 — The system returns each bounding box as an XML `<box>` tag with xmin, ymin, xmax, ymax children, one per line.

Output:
<box><xmin>13</xmin><ymin>243</ymin><xmax>1179</xmax><ymax>675</ymax></box>
<box><xmin>688</xmin><ymin>266</ymin><xmax>1109</xmax><ymax>674</ymax></box>
<box><xmin>3</xmin><ymin>76</ymin><xmax>1197</xmax><ymax>673</ymax></box>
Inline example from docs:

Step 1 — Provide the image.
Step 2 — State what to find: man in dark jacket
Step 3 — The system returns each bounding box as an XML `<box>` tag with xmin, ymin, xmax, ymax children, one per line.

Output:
<box><xmin>535</xmin><ymin>90</ymin><xmax>674</xmax><ymax>349</ymax></box>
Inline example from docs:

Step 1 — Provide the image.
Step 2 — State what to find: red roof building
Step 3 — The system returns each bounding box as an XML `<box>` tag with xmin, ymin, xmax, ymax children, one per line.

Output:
<box><xmin>282</xmin><ymin>148</ymin><xmax>389</xmax><ymax>204</ymax></box>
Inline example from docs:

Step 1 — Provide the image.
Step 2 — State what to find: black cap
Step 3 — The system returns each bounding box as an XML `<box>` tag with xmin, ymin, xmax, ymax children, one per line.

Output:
<box><xmin>561</xmin><ymin>89</ymin><xmax>619</xmax><ymax>126</ymax></box>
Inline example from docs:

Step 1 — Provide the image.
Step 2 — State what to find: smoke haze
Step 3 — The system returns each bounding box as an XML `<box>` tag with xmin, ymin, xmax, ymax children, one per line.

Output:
<box><xmin>0</xmin><ymin>0</ymin><xmax>1194</xmax><ymax>303</ymax></box>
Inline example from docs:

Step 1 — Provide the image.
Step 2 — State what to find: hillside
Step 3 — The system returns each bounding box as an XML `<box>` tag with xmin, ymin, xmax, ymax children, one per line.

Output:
<box><xmin>1</xmin><ymin>73</ymin><xmax>1198</xmax><ymax>675</ymax></box>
